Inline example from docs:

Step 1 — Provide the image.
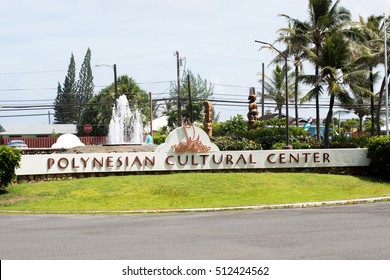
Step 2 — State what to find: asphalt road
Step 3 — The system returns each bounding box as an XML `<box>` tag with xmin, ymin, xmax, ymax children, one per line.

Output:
<box><xmin>1</xmin><ymin>202</ymin><xmax>390</xmax><ymax>259</ymax></box>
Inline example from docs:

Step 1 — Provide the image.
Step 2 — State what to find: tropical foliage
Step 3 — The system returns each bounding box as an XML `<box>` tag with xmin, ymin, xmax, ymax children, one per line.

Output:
<box><xmin>267</xmin><ymin>0</ymin><xmax>390</xmax><ymax>146</ymax></box>
<box><xmin>167</xmin><ymin>70</ymin><xmax>214</xmax><ymax>128</ymax></box>
<box><xmin>78</xmin><ymin>75</ymin><xmax>149</xmax><ymax>136</ymax></box>
<box><xmin>259</xmin><ymin>65</ymin><xmax>294</xmax><ymax>118</ymax></box>
<box><xmin>0</xmin><ymin>146</ymin><xmax>21</xmax><ymax>192</ymax></box>
<box><xmin>367</xmin><ymin>136</ymin><xmax>390</xmax><ymax>179</ymax></box>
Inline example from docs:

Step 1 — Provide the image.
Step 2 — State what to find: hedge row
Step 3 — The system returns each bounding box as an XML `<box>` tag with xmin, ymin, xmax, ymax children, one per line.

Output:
<box><xmin>367</xmin><ymin>136</ymin><xmax>390</xmax><ymax>179</ymax></box>
<box><xmin>0</xmin><ymin>146</ymin><xmax>21</xmax><ymax>191</ymax></box>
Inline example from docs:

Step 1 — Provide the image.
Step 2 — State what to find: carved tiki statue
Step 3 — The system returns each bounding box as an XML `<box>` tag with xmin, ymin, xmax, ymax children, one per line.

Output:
<box><xmin>203</xmin><ymin>100</ymin><xmax>213</xmax><ymax>137</ymax></box>
<box><xmin>247</xmin><ymin>87</ymin><xmax>258</xmax><ymax>129</ymax></box>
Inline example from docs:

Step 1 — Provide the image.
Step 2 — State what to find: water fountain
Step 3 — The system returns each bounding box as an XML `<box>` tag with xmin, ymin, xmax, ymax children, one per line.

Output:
<box><xmin>107</xmin><ymin>94</ymin><xmax>144</xmax><ymax>144</ymax></box>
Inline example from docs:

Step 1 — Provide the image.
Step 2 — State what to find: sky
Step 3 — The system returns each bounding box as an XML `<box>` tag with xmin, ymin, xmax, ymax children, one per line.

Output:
<box><xmin>0</xmin><ymin>0</ymin><xmax>389</xmax><ymax>125</ymax></box>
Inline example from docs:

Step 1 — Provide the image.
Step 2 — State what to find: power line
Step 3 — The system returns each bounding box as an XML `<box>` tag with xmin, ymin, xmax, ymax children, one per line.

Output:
<box><xmin>0</xmin><ymin>88</ymin><xmax>56</xmax><ymax>92</ymax></box>
<box><xmin>0</xmin><ymin>69</ymin><xmax>66</xmax><ymax>75</ymax></box>
<box><xmin>0</xmin><ymin>113</ymin><xmax>53</xmax><ymax>118</ymax></box>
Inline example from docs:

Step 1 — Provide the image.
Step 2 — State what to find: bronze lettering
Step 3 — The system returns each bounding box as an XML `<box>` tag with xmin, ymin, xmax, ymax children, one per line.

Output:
<box><xmin>191</xmin><ymin>155</ymin><xmax>199</xmax><ymax>165</ymax></box>
<box><xmin>302</xmin><ymin>152</ymin><xmax>311</xmax><ymax>163</ymax></box>
<box><xmin>93</xmin><ymin>157</ymin><xmax>104</xmax><ymax>168</ymax></box>
<box><xmin>199</xmin><ymin>154</ymin><xmax>209</xmax><ymax>165</ymax></box>
<box><xmin>71</xmin><ymin>158</ymin><xmax>80</xmax><ymax>168</ymax></box>
<box><xmin>323</xmin><ymin>153</ymin><xmax>330</xmax><ymax>163</ymax></box>
<box><xmin>145</xmin><ymin>156</ymin><xmax>155</xmax><ymax>166</ymax></box>
<box><xmin>267</xmin><ymin>153</ymin><xmax>276</xmax><ymax>164</ymax></box>
<box><xmin>290</xmin><ymin>153</ymin><xmax>299</xmax><ymax>163</ymax></box>
<box><xmin>106</xmin><ymin>156</ymin><xmax>114</xmax><ymax>168</ymax></box>
<box><xmin>226</xmin><ymin>154</ymin><xmax>233</xmax><ymax>165</ymax></box>
<box><xmin>165</xmin><ymin>155</ymin><xmax>174</xmax><ymax>166</ymax></box>
<box><xmin>47</xmin><ymin>158</ymin><xmax>55</xmax><ymax>169</ymax></box>
<box><xmin>58</xmin><ymin>158</ymin><xmax>69</xmax><ymax>169</ymax></box>
<box><xmin>116</xmin><ymin>156</ymin><xmax>123</xmax><ymax>167</ymax></box>
<box><xmin>212</xmin><ymin>154</ymin><xmax>223</xmax><ymax>164</ymax></box>
<box><xmin>313</xmin><ymin>152</ymin><xmax>320</xmax><ymax>163</ymax></box>
<box><xmin>279</xmin><ymin>153</ymin><xmax>286</xmax><ymax>164</ymax></box>
<box><xmin>236</xmin><ymin>154</ymin><xmax>247</xmax><ymax>165</ymax></box>
<box><xmin>178</xmin><ymin>155</ymin><xmax>188</xmax><ymax>165</ymax></box>
<box><xmin>131</xmin><ymin>156</ymin><xmax>142</xmax><ymax>167</ymax></box>
<box><xmin>80</xmin><ymin>157</ymin><xmax>90</xmax><ymax>168</ymax></box>
<box><xmin>249</xmin><ymin>154</ymin><xmax>256</xmax><ymax>164</ymax></box>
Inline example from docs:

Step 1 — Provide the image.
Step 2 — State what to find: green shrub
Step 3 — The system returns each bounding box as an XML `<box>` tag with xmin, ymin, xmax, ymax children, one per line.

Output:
<box><xmin>247</xmin><ymin>128</ymin><xmax>284</xmax><ymax>150</ymax></box>
<box><xmin>330</xmin><ymin>135</ymin><xmax>369</xmax><ymax>148</ymax></box>
<box><xmin>367</xmin><ymin>136</ymin><xmax>390</xmax><ymax>179</ymax></box>
<box><xmin>212</xmin><ymin>136</ymin><xmax>262</xmax><ymax>151</ymax></box>
<box><xmin>152</xmin><ymin>133</ymin><xmax>167</xmax><ymax>145</ymax></box>
<box><xmin>0</xmin><ymin>146</ymin><xmax>22</xmax><ymax>191</ymax></box>
<box><xmin>246</xmin><ymin>126</ymin><xmax>308</xmax><ymax>150</ymax></box>
<box><xmin>218</xmin><ymin>115</ymin><xmax>247</xmax><ymax>136</ymax></box>
<box><xmin>211</xmin><ymin>122</ymin><xmax>222</xmax><ymax>137</ymax></box>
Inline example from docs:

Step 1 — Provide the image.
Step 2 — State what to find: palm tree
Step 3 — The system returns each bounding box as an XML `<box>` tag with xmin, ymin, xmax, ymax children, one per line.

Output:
<box><xmin>282</xmin><ymin>0</ymin><xmax>351</xmax><ymax>141</ymax></box>
<box><xmin>260</xmin><ymin>65</ymin><xmax>294</xmax><ymax>118</ymax></box>
<box><xmin>347</xmin><ymin>90</ymin><xmax>372</xmax><ymax>132</ymax></box>
<box><xmin>301</xmin><ymin>33</ymin><xmax>370</xmax><ymax>148</ymax></box>
<box><xmin>276</xmin><ymin>20</ymin><xmax>310</xmax><ymax>126</ymax></box>
<box><xmin>349</xmin><ymin>15</ymin><xmax>385</xmax><ymax>135</ymax></box>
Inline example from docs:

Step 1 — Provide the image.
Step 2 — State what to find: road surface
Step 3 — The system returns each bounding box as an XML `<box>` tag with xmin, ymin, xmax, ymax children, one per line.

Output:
<box><xmin>1</xmin><ymin>202</ymin><xmax>389</xmax><ymax>259</ymax></box>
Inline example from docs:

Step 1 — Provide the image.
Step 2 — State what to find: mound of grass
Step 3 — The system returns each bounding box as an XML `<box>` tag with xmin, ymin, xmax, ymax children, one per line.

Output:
<box><xmin>1</xmin><ymin>173</ymin><xmax>389</xmax><ymax>213</ymax></box>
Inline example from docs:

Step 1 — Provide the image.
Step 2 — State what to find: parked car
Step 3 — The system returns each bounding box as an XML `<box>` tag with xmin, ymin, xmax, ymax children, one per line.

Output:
<box><xmin>7</xmin><ymin>140</ymin><xmax>28</xmax><ymax>149</ymax></box>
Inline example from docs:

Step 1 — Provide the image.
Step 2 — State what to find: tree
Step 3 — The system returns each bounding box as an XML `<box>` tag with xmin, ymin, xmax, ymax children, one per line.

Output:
<box><xmin>301</xmin><ymin>32</ymin><xmax>370</xmax><ymax>148</ymax></box>
<box><xmin>78</xmin><ymin>75</ymin><xmax>149</xmax><ymax>136</ymax></box>
<box><xmin>54</xmin><ymin>54</ymin><xmax>78</xmax><ymax>124</ymax></box>
<box><xmin>282</xmin><ymin>0</ymin><xmax>351</xmax><ymax>140</ymax></box>
<box><xmin>277</xmin><ymin>20</ymin><xmax>310</xmax><ymax>126</ymax></box>
<box><xmin>259</xmin><ymin>65</ymin><xmax>294</xmax><ymax>118</ymax></box>
<box><xmin>0</xmin><ymin>146</ymin><xmax>21</xmax><ymax>192</ymax></box>
<box><xmin>341</xmin><ymin>118</ymin><xmax>359</xmax><ymax>135</ymax></box>
<box><xmin>370</xmin><ymin>15</ymin><xmax>389</xmax><ymax>136</ymax></box>
<box><xmin>349</xmin><ymin>15</ymin><xmax>385</xmax><ymax>135</ymax></box>
<box><xmin>53</xmin><ymin>82</ymin><xmax>64</xmax><ymax>123</ymax></box>
<box><xmin>77</xmin><ymin>48</ymin><xmax>94</xmax><ymax>124</ymax></box>
<box><xmin>78</xmin><ymin>91</ymin><xmax>113</xmax><ymax>136</ymax></box>
<box><xmin>348</xmin><ymin>94</ymin><xmax>371</xmax><ymax>132</ymax></box>
<box><xmin>167</xmin><ymin>70</ymin><xmax>214</xmax><ymax>128</ymax></box>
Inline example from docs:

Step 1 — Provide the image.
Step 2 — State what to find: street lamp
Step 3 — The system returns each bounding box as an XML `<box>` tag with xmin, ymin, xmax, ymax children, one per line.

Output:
<box><xmin>95</xmin><ymin>63</ymin><xmax>118</xmax><ymax>99</ymax></box>
<box><xmin>255</xmin><ymin>40</ymin><xmax>291</xmax><ymax>148</ymax></box>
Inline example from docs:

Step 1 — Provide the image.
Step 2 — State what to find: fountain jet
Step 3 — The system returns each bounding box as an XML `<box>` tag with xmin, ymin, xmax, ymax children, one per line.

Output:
<box><xmin>108</xmin><ymin>95</ymin><xmax>143</xmax><ymax>144</ymax></box>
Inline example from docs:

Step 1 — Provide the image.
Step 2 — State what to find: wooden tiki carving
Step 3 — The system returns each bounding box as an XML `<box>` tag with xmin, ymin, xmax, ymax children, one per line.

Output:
<box><xmin>203</xmin><ymin>100</ymin><xmax>213</xmax><ymax>137</ymax></box>
<box><xmin>247</xmin><ymin>87</ymin><xmax>258</xmax><ymax>129</ymax></box>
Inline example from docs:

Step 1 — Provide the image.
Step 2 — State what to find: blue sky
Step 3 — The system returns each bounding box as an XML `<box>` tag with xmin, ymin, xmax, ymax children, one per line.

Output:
<box><xmin>0</xmin><ymin>0</ymin><xmax>388</xmax><ymax>125</ymax></box>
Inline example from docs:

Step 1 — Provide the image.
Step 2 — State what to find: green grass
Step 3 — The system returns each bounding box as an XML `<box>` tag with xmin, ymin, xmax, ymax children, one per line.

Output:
<box><xmin>1</xmin><ymin>173</ymin><xmax>390</xmax><ymax>213</ymax></box>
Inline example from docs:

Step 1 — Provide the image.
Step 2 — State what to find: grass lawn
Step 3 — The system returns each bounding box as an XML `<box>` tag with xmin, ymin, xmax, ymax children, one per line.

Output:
<box><xmin>1</xmin><ymin>173</ymin><xmax>390</xmax><ymax>213</ymax></box>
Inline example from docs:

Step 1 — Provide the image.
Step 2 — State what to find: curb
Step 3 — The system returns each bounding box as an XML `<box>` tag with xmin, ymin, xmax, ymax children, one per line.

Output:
<box><xmin>1</xmin><ymin>196</ymin><xmax>390</xmax><ymax>215</ymax></box>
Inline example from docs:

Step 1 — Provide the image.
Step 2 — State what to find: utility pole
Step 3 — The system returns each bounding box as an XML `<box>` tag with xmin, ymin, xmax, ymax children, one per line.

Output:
<box><xmin>261</xmin><ymin>62</ymin><xmax>265</xmax><ymax>117</ymax></box>
<box><xmin>113</xmin><ymin>64</ymin><xmax>118</xmax><ymax>99</ymax></box>
<box><xmin>384</xmin><ymin>13</ymin><xmax>389</xmax><ymax>136</ymax></box>
<box><xmin>176</xmin><ymin>51</ymin><xmax>182</xmax><ymax>126</ymax></box>
<box><xmin>149</xmin><ymin>92</ymin><xmax>153</xmax><ymax>137</ymax></box>
<box><xmin>255</xmin><ymin>40</ymin><xmax>291</xmax><ymax>148</ymax></box>
<box><xmin>187</xmin><ymin>74</ymin><xmax>193</xmax><ymax>123</ymax></box>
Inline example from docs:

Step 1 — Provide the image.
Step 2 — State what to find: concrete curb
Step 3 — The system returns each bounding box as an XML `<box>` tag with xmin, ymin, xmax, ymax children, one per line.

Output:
<box><xmin>1</xmin><ymin>196</ymin><xmax>390</xmax><ymax>215</ymax></box>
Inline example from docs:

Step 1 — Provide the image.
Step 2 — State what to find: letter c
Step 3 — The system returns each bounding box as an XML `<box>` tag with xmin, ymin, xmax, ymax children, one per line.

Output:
<box><xmin>267</xmin><ymin>153</ymin><xmax>276</xmax><ymax>164</ymax></box>
<box><xmin>165</xmin><ymin>155</ymin><xmax>174</xmax><ymax>166</ymax></box>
